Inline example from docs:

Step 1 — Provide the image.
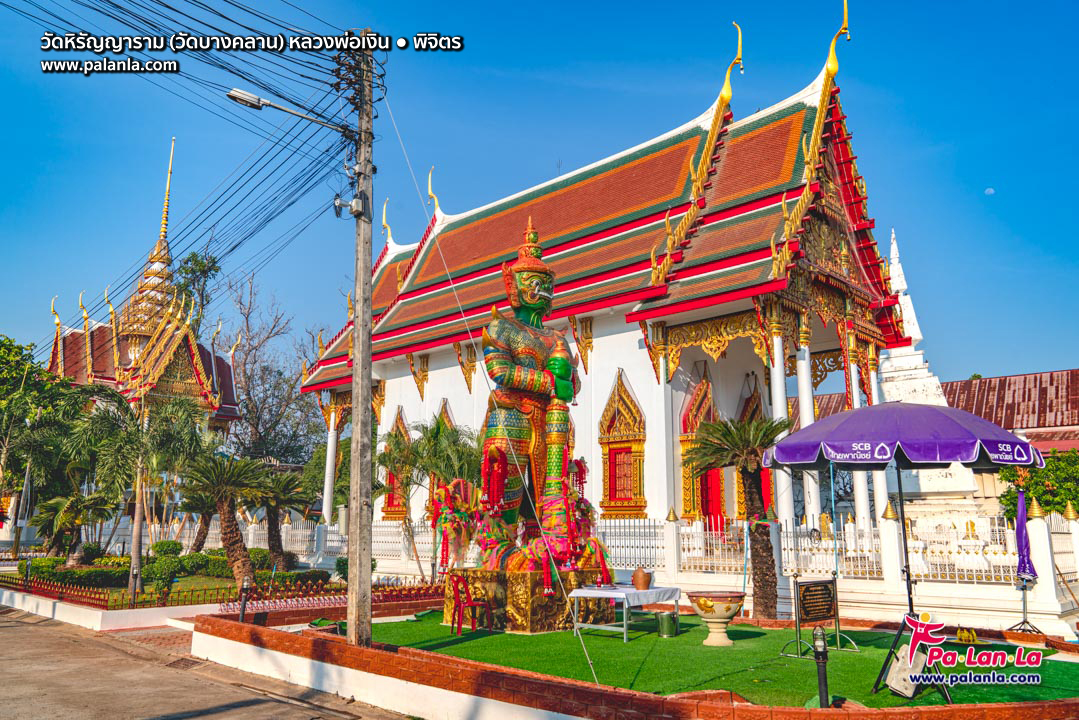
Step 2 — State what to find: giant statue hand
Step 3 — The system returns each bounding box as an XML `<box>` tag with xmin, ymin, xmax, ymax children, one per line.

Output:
<box><xmin>546</xmin><ymin>356</ymin><xmax>574</xmax><ymax>402</ymax></box>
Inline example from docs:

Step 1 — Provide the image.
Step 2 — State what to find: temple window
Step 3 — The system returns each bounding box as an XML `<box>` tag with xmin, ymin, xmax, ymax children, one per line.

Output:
<box><xmin>598</xmin><ymin>370</ymin><xmax>646</xmax><ymax>519</ymax></box>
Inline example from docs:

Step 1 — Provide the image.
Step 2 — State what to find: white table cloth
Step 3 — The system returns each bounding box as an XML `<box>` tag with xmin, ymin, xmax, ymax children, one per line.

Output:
<box><xmin>568</xmin><ymin>584</ymin><xmax>681</xmax><ymax>642</ymax></box>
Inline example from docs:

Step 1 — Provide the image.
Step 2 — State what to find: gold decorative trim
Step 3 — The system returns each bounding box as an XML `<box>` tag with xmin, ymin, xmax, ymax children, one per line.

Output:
<box><xmin>811</xmin><ymin>350</ymin><xmax>844</xmax><ymax>389</ymax></box>
<box><xmin>678</xmin><ymin>374</ymin><xmax>718</xmax><ymax>522</ymax></box>
<box><xmin>105</xmin><ymin>287</ymin><xmax>120</xmax><ymax>377</ymax></box>
<box><xmin>452</xmin><ymin>341</ymin><xmax>477</xmax><ymax>393</ymax></box>
<box><xmin>406</xmin><ymin>352</ymin><xmax>429</xmax><ymax>401</ymax></box>
<box><xmin>639</xmin><ymin>321</ymin><xmax>665</xmax><ymax>383</ymax></box>
<box><xmin>372</xmin><ymin>381</ymin><xmax>384</xmax><ymax>424</ymax></box>
<box><xmin>51</xmin><ymin>296</ymin><xmax>63</xmax><ymax>376</ymax></box>
<box><xmin>666</xmin><ymin>311</ymin><xmax>769</xmax><ymax>376</ymax></box>
<box><xmin>567</xmin><ymin>315</ymin><xmax>593</xmax><ymax>375</ymax></box>
<box><xmin>598</xmin><ymin>371</ymin><xmax>647</xmax><ymax>518</ymax></box>
<box><xmin>79</xmin><ymin>291</ymin><xmax>93</xmax><ymax>383</ymax></box>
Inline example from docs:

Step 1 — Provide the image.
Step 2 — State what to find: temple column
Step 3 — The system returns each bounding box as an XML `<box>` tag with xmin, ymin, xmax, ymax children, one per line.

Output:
<box><xmin>847</xmin><ymin>335</ymin><xmax>871</xmax><ymax>530</ymax></box>
<box><xmin>769</xmin><ymin>328</ymin><xmax>795</xmax><ymax>524</ymax></box>
<box><xmin>795</xmin><ymin>316</ymin><xmax>821</xmax><ymax>527</ymax></box>
<box><xmin>868</xmin><ymin>348</ymin><xmax>889</xmax><ymax>523</ymax></box>
<box><xmin>322</xmin><ymin>408</ymin><xmax>339</xmax><ymax>523</ymax></box>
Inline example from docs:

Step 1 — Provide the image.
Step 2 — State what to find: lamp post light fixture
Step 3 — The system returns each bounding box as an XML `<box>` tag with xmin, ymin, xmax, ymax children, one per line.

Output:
<box><xmin>813</xmin><ymin>625</ymin><xmax>830</xmax><ymax>708</ymax></box>
<box><xmin>239</xmin><ymin>575</ymin><xmax>252</xmax><ymax>623</ymax></box>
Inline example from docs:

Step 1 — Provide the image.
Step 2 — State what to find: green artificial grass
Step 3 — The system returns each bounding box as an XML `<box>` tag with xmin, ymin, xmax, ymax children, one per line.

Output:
<box><xmin>373</xmin><ymin>613</ymin><xmax>1079</xmax><ymax>708</ymax></box>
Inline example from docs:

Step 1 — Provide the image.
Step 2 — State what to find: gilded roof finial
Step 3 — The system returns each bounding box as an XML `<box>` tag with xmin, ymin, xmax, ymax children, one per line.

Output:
<box><xmin>51</xmin><ymin>295</ymin><xmax>61</xmax><ymax>328</ymax></box>
<box><xmin>229</xmin><ymin>330</ymin><xmax>243</xmax><ymax>357</ymax></box>
<box><xmin>210</xmin><ymin>320</ymin><xmax>223</xmax><ymax>348</ymax></box>
<box><xmin>381</xmin><ymin>197</ymin><xmax>393</xmax><ymax>244</ymax></box>
<box><xmin>427</xmin><ymin>166</ymin><xmax>439</xmax><ymax>212</ymax></box>
<box><xmin>719</xmin><ymin>21</ymin><xmax>744</xmax><ymax>108</ymax></box>
<box><xmin>78</xmin><ymin>290</ymin><xmax>87</xmax><ymax>322</ymax></box>
<box><xmin>825</xmin><ymin>0</ymin><xmax>850</xmax><ymax>80</ymax></box>
<box><xmin>347</xmin><ymin>291</ymin><xmax>354</xmax><ymax>318</ymax></box>
<box><xmin>152</xmin><ymin>137</ymin><xmax>176</xmax><ymax>265</ymax></box>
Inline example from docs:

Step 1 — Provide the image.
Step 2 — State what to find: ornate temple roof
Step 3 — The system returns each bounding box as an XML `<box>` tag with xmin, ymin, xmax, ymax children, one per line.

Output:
<box><xmin>302</xmin><ymin>22</ymin><xmax>906</xmax><ymax>393</ymax></box>
<box><xmin>48</xmin><ymin>139</ymin><xmax>240</xmax><ymax>424</ymax></box>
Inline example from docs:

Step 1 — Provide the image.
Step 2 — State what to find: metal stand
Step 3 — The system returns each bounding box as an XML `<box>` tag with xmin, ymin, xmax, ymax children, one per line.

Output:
<box><xmin>781</xmin><ymin>574</ymin><xmax>858</xmax><ymax>659</ymax></box>
<box><xmin>1005</xmin><ymin>579</ymin><xmax>1042</xmax><ymax>634</ymax></box>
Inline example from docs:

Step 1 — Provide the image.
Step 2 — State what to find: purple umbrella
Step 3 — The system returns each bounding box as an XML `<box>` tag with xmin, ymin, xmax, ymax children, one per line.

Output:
<box><xmin>1015</xmin><ymin>489</ymin><xmax>1037</xmax><ymax>581</ymax></box>
<box><xmin>764</xmin><ymin>402</ymin><xmax>1044</xmax><ymax>471</ymax></box>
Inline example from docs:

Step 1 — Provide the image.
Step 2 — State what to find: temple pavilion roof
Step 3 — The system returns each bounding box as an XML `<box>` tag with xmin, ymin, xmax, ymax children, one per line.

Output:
<box><xmin>303</xmin><ymin>44</ymin><xmax>907</xmax><ymax>394</ymax></box>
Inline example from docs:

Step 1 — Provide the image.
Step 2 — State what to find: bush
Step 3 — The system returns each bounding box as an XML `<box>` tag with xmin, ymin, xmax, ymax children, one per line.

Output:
<box><xmin>19</xmin><ymin>559</ymin><xmax>128</xmax><ymax>588</ymax></box>
<box><xmin>142</xmin><ymin>556</ymin><xmax>182</xmax><ymax>588</ymax></box>
<box><xmin>202</xmin><ymin>555</ymin><xmax>232</xmax><ymax>578</ymax></box>
<box><xmin>80</xmin><ymin>542</ymin><xmax>105</xmax><ymax>564</ymax></box>
<box><xmin>179</xmin><ymin>552</ymin><xmax>208</xmax><ymax>575</ymax></box>
<box><xmin>255</xmin><ymin>569</ymin><xmax>331</xmax><ymax>585</ymax></box>
<box><xmin>249</xmin><ymin>548</ymin><xmax>270</xmax><ymax>569</ymax></box>
<box><xmin>92</xmin><ymin>556</ymin><xmax>131</xmax><ymax>568</ymax></box>
<box><xmin>334</xmin><ymin>557</ymin><xmax>376</xmax><ymax>580</ymax></box>
<box><xmin>151</xmin><ymin>540</ymin><xmax>183</xmax><ymax>557</ymax></box>
<box><xmin>204</xmin><ymin>548</ymin><xmax>226</xmax><ymax>557</ymax></box>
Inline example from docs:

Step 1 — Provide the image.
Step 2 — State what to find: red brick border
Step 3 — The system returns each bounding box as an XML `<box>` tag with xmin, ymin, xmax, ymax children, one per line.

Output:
<box><xmin>193</xmin><ymin>614</ymin><xmax>1079</xmax><ymax>719</ymax></box>
<box><xmin>213</xmin><ymin>598</ymin><xmax>443</xmax><ymax>627</ymax></box>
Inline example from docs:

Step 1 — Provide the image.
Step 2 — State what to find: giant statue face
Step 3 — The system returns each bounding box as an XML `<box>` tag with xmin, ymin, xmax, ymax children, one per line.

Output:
<box><xmin>515</xmin><ymin>269</ymin><xmax>554</xmax><ymax>317</ymax></box>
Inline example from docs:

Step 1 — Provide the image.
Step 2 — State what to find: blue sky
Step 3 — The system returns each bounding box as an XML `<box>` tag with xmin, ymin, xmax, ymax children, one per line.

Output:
<box><xmin>0</xmin><ymin>1</ymin><xmax>1075</xmax><ymax>382</ymax></box>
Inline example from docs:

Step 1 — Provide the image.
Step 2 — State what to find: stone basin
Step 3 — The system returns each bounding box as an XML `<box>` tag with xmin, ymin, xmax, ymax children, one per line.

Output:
<box><xmin>686</xmin><ymin>590</ymin><xmax>745</xmax><ymax>646</ymax></box>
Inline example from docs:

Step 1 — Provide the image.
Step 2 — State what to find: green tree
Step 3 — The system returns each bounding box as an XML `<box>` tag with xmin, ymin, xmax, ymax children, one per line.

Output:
<box><xmin>258</xmin><ymin>471</ymin><xmax>313</xmax><ymax>570</ymax></box>
<box><xmin>71</xmin><ymin>390</ymin><xmax>204</xmax><ymax>594</ymax></box>
<box><xmin>998</xmin><ymin>450</ymin><xmax>1079</xmax><ymax>518</ymax></box>
<box><xmin>30</xmin><ymin>491</ymin><xmax>117</xmax><ymax>565</ymax></box>
<box><xmin>300</xmin><ymin>424</ymin><xmax>383</xmax><ymax>520</ymax></box>
<box><xmin>684</xmin><ymin>416</ymin><xmax>793</xmax><ymax>620</ymax></box>
<box><xmin>376</xmin><ymin>429</ymin><xmax>426</xmax><ymax>580</ymax></box>
<box><xmin>178</xmin><ymin>488</ymin><xmax>217</xmax><ymax>553</ymax></box>
<box><xmin>175</xmin><ymin>249</ymin><xmax>221</xmax><ymax>339</ymax></box>
<box><xmin>183</xmin><ymin>455</ymin><xmax>266</xmax><ymax>587</ymax></box>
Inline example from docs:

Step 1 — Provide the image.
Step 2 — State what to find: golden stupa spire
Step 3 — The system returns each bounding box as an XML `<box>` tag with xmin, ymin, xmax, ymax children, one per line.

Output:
<box><xmin>151</xmin><ymin>137</ymin><xmax>176</xmax><ymax>265</ymax></box>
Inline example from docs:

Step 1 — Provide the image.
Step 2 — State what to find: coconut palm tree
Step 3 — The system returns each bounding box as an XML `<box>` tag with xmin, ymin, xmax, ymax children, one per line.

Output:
<box><xmin>30</xmin><ymin>491</ymin><xmax>117</xmax><ymax>565</ymax></box>
<box><xmin>684</xmin><ymin>416</ymin><xmax>792</xmax><ymax>619</ymax></box>
<box><xmin>70</xmin><ymin>388</ymin><xmax>203</xmax><ymax>595</ymax></box>
<box><xmin>258</xmin><ymin>471</ymin><xmax>313</xmax><ymax>571</ymax></box>
<box><xmin>376</xmin><ymin>430</ymin><xmax>426</xmax><ymax>580</ymax></box>
<box><xmin>178</xmin><ymin>489</ymin><xmax>217</xmax><ymax>553</ymax></box>
<box><xmin>183</xmin><ymin>455</ymin><xmax>266</xmax><ymax>587</ymax></box>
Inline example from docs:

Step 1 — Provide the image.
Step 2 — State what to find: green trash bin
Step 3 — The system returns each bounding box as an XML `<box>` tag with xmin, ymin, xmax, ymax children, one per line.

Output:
<box><xmin>656</xmin><ymin>611</ymin><xmax>678</xmax><ymax>638</ymax></box>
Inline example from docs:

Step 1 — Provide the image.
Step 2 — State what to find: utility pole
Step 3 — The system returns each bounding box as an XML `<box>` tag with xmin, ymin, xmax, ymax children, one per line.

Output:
<box><xmin>334</xmin><ymin>32</ymin><xmax>374</xmax><ymax>647</ymax></box>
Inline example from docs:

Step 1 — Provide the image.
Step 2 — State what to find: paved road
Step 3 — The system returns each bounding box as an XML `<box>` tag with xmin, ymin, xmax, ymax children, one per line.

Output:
<box><xmin>0</xmin><ymin>608</ymin><xmax>410</xmax><ymax>720</ymax></box>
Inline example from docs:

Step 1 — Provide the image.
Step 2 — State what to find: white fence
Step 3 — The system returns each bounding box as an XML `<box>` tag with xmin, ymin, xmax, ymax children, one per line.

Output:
<box><xmin>779</xmin><ymin>519</ymin><xmax>882</xmax><ymax>579</ymax></box>
<box><xmin>594</xmin><ymin>518</ymin><xmax>664</xmax><ymax>569</ymax></box>
<box><xmin>906</xmin><ymin>515</ymin><xmax>1017</xmax><ymax>584</ymax></box>
<box><xmin>679</xmin><ymin>520</ymin><xmax>747</xmax><ymax>575</ymax></box>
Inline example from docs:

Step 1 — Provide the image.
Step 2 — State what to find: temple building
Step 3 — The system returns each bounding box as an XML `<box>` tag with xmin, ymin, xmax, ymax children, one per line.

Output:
<box><xmin>47</xmin><ymin>139</ymin><xmax>240</xmax><ymax>429</ymax></box>
<box><xmin>301</xmin><ymin>25</ymin><xmax>991</xmax><ymax>531</ymax></box>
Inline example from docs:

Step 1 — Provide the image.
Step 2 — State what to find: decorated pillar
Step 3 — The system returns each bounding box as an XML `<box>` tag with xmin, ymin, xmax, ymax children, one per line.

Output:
<box><xmin>867</xmin><ymin>347</ymin><xmax>889</xmax><ymax>523</ymax></box>
<box><xmin>847</xmin><ymin>331</ymin><xmax>871</xmax><ymax>529</ymax></box>
<box><xmin>794</xmin><ymin>313</ymin><xmax>821</xmax><ymax>526</ymax></box>
<box><xmin>768</xmin><ymin>315</ymin><xmax>795</xmax><ymax>523</ymax></box>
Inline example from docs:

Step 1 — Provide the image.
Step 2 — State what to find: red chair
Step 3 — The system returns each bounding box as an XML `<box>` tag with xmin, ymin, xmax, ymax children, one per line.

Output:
<box><xmin>449</xmin><ymin>574</ymin><xmax>492</xmax><ymax>636</ymax></box>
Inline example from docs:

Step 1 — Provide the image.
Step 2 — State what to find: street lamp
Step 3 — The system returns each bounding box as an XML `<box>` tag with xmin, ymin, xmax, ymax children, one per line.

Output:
<box><xmin>239</xmin><ymin>575</ymin><xmax>252</xmax><ymax>623</ymax></box>
<box><xmin>813</xmin><ymin>625</ymin><xmax>830</xmax><ymax>708</ymax></box>
<box><xmin>226</xmin><ymin>56</ymin><xmax>375</xmax><ymax>648</ymax></box>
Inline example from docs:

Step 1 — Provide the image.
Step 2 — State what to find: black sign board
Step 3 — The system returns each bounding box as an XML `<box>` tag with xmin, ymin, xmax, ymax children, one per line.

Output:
<box><xmin>797</xmin><ymin>579</ymin><xmax>837</xmax><ymax>623</ymax></box>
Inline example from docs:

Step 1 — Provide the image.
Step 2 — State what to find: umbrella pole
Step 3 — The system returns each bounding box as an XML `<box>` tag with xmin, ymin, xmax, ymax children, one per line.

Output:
<box><xmin>895</xmin><ymin>470</ymin><xmax>915</xmax><ymax>617</ymax></box>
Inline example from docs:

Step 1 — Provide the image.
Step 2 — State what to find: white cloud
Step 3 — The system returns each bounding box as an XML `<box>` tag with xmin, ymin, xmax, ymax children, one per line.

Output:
<box><xmin>984</xmin><ymin>187</ymin><xmax>996</xmax><ymax>196</ymax></box>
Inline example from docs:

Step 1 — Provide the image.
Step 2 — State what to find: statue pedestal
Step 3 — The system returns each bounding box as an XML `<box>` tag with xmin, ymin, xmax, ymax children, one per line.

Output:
<box><xmin>443</xmin><ymin>568</ymin><xmax>613</xmax><ymax>634</ymax></box>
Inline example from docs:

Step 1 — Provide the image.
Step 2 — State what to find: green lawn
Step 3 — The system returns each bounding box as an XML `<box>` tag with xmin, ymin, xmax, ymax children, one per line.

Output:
<box><xmin>372</xmin><ymin>613</ymin><xmax>1079</xmax><ymax>708</ymax></box>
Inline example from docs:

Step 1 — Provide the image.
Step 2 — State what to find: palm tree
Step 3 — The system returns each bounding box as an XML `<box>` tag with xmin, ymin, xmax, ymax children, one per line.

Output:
<box><xmin>30</xmin><ymin>491</ymin><xmax>117</xmax><ymax>565</ymax></box>
<box><xmin>178</xmin><ymin>489</ymin><xmax>217</xmax><ymax>553</ymax></box>
<box><xmin>183</xmin><ymin>455</ymin><xmax>266</xmax><ymax>587</ymax></box>
<box><xmin>684</xmin><ymin>416</ymin><xmax>792</xmax><ymax>619</ymax></box>
<box><xmin>376</xmin><ymin>430</ymin><xmax>426</xmax><ymax>580</ymax></box>
<box><xmin>258</xmin><ymin>471</ymin><xmax>313</xmax><ymax>570</ymax></box>
<box><xmin>409</xmin><ymin>419</ymin><xmax>481</xmax><ymax>576</ymax></box>
<box><xmin>70</xmin><ymin>388</ymin><xmax>203</xmax><ymax>595</ymax></box>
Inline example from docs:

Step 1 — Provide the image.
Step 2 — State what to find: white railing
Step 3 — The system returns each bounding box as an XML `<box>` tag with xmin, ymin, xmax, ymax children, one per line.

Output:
<box><xmin>679</xmin><ymin>519</ymin><xmax>747</xmax><ymax>575</ymax></box>
<box><xmin>283</xmin><ymin>520</ymin><xmax>318</xmax><ymax>554</ymax></box>
<box><xmin>779</xmin><ymin>519</ymin><xmax>882</xmax><ymax>579</ymax></box>
<box><xmin>907</xmin><ymin>515</ymin><xmax>1018</xmax><ymax>584</ymax></box>
<box><xmin>594</xmin><ymin>517</ymin><xmax>664</xmax><ymax>569</ymax></box>
<box><xmin>372</xmin><ymin>521</ymin><xmax>406</xmax><ymax>560</ymax></box>
<box><xmin>322</xmin><ymin>525</ymin><xmax>348</xmax><ymax>557</ymax></box>
<box><xmin>1048</xmin><ymin>513</ymin><xmax>1077</xmax><ymax>586</ymax></box>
